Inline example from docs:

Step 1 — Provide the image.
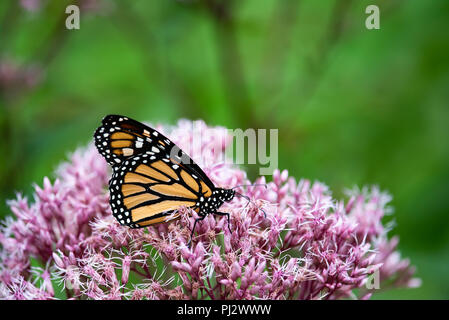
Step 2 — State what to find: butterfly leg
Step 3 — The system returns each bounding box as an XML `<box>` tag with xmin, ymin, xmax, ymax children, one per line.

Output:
<box><xmin>260</xmin><ymin>207</ymin><xmax>267</xmax><ymax>219</ymax></box>
<box><xmin>187</xmin><ymin>215</ymin><xmax>206</xmax><ymax>248</ymax></box>
<box><xmin>215</xmin><ymin>211</ymin><xmax>232</xmax><ymax>233</ymax></box>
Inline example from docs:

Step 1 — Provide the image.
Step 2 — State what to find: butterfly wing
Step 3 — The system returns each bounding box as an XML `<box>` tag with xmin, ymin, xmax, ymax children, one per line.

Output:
<box><xmin>94</xmin><ymin>115</ymin><xmax>216</xmax><ymax>228</ymax></box>
<box><xmin>94</xmin><ymin>115</ymin><xmax>161</xmax><ymax>168</ymax></box>
<box><xmin>109</xmin><ymin>152</ymin><xmax>214</xmax><ymax>228</ymax></box>
<box><xmin>94</xmin><ymin>115</ymin><xmax>215</xmax><ymax>189</ymax></box>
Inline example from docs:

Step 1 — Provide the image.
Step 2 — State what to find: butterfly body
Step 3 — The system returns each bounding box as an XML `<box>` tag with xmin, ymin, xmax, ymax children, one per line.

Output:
<box><xmin>94</xmin><ymin>115</ymin><xmax>235</xmax><ymax>232</ymax></box>
<box><xmin>199</xmin><ymin>188</ymin><xmax>235</xmax><ymax>217</ymax></box>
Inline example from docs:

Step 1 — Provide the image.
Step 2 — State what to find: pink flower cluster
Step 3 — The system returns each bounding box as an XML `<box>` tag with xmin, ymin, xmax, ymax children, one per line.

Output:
<box><xmin>0</xmin><ymin>120</ymin><xmax>420</xmax><ymax>299</ymax></box>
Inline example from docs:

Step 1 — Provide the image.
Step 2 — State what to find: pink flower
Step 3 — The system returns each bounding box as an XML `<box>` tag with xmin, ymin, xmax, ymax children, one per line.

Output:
<box><xmin>19</xmin><ymin>0</ymin><xmax>109</xmax><ymax>13</ymax></box>
<box><xmin>0</xmin><ymin>59</ymin><xmax>42</xmax><ymax>100</ymax></box>
<box><xmin>19</xmin><ymin>0</ymin><xmax>42</xmax><ymax>12</ymax></box>
<box><xmin>0</xmin><ymin>120</ymin><xmax>419</xmax><ymax>299</ymax></box>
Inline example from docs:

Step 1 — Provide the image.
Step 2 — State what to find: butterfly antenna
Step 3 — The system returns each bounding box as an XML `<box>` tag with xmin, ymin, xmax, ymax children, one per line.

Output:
<box><xmin>234</xmin><ymin>192</ymin><xmax>268</xmax><ymax>219</ymax></box>
<box><xmin>234</xmin><ymin>191</ymin><xmax>250</xmax><ymax>208</ymax></box>
<box><xmin>234</xmin><ymin>191</ymin><xmax>250</xmax><ymax>201</ymax></box>
<box><xmin>233</xmin><ymin>183</ymin><xmax>267</xmax><ymax>213</ymax></box>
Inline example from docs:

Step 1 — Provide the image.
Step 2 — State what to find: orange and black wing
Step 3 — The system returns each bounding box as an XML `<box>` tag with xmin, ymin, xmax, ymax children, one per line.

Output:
<box><xmin>108</xmin><ymin>152</ymin><xmax>214</xmax><ymax>228</ymax></box>
<box><xmin>94</xmin><ymin>115</ymin><xmax>215</xmax><ymax>189</ymax></box>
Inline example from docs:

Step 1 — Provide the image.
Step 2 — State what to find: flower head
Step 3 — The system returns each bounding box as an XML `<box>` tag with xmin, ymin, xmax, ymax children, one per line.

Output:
<box><xmin>0</xmin><ymin>120</ymin><xmax>419</xmax><ymax>299</ymax></box>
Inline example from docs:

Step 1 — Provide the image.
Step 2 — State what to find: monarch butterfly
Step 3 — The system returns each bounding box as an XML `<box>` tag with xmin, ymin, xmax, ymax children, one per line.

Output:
<box><xmin>94</xmin><ymin>115</ymin><xmax>243</xmax><ymax>241</ymax></box>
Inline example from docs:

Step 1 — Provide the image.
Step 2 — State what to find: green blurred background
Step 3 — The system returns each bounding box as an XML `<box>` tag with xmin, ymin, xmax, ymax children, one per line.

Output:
<box><xmin>0</xmin><ymin>0</ymin><xmax>448</xmax><ymax>299</ymax></box>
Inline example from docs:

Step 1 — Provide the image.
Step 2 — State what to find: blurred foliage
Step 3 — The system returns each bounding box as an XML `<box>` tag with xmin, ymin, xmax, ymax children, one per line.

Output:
<box><xmin>1</xmin><ymin>0</ymin><xmax>448</xmax><ymax>299</ymax></box>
